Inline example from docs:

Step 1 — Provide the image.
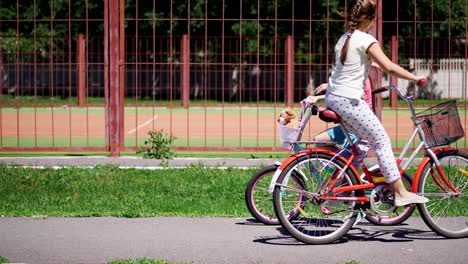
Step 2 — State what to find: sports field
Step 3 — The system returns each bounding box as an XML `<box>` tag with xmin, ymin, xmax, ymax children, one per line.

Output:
<box><xmin>0</xmin><ymin>106</ymin><xmax>466</xmax><ymax>149</ymax></box>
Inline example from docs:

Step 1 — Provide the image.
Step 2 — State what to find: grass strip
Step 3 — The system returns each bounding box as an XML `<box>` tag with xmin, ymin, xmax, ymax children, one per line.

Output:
<box><xmin>0</xmin><ymin>164</ymin><xmax>465</xmax><ymax>218</ymax></box>
<box><xmin>109</xmin><ymin>258</ymin><xmax>189</xmax><ymax>264</ymax></box>
<box><xmin>0</xmin><ymin>165</ymin><xmax>255</xmax><ymax>217</ymax></box>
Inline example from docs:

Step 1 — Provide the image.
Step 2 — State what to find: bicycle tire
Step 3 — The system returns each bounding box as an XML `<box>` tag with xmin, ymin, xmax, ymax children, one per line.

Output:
<box><xmin>273</xmin><ymin>152</ymin><xmax>364</xmax><ymax>244</ymax></box>
<box><xmin>364</xmin><ymin>171</ymin><xmax>416</xmax><ymax>226</ymax></box>
<box><xmin>244</xmin><ymin>164</ymin><xmax>305</xmax><ymax>225</ymax></box>
<box><xmin>416</xmin><ymin>149</ymin><xmax>468</xmax><ymax>238</ymax></box>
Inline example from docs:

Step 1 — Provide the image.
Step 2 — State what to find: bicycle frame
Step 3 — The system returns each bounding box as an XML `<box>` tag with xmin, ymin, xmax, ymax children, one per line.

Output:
<box><xmin>276</xmin><ymin>85</ymin><xmax>461</xmax><ymax>203</ymax></box>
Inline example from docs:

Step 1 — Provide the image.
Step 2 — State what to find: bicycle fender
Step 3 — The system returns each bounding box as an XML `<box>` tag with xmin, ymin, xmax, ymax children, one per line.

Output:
<box><xmin>296</xmin><ymin>147</ymin><xmax>360</xmax><ymax>179</ymax></box>
<box><xmin>303</xmin><ymin>147</ymin><xmax>360</xmax><ymax>177</ymax></box>
<box><xmin>268</xmin><ymin>149</ymin><xmax>325</xmax><ymax>194</ymax></box>
<box><xmin>268</xmin><ymin>168</ymin><xmax>283</xmax><ymax>194</ymax></box>
<box><xmin>277</xmin><ymin>147</ymin><xmax>343</xmax><ymax>171</ymax></box>
<box><xmin>411</xmin><ymin>147</ymin><xmax>456</xmax><ymax>192</ymax></box>
<box><xmin>268</xmin><ymin>147</ymin><xmax>356</xmax><ymax>194</ymax></box>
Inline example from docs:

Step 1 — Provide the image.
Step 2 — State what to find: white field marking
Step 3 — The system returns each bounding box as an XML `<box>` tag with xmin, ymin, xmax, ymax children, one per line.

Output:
<box><xmin>127</xmin><ymin>115</ymin><xmax>159</xmax><ymax>134</ymax></box>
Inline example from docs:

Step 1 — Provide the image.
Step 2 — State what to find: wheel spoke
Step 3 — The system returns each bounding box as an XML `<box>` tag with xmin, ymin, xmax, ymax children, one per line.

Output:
<box><xmin>417</xmin><ymin>150</ymin><xmax>468</xmax><ymax>238</ymax></box>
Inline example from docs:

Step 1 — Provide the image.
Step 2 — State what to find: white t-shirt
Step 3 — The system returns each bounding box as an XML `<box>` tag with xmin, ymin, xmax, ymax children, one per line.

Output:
<box><xmin>328</xmin><ymin>30</ymin><xmax>378</xmax><ymax>100</ymax></box>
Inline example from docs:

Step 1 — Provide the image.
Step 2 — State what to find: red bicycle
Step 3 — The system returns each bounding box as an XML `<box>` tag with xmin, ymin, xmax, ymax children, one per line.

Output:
<box><xmin>272</xmin><ymin>84</ymin><xmax>467</xmax><ymax>244</ymax></box>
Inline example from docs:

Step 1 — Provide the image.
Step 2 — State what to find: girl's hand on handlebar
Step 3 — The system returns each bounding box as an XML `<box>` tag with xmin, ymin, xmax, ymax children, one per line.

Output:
<box><xmin>304</xmin><ymin>95</ymin><xmax>323</xmax><ymax>104</ymax></box>
<box><xmin>314</xmin><ymin>83</ymin><xmax>328</xmax><ymax>95</ymax></box>
<box><xmin>415</xmin><ymin>76</ymin><xmax>426</xmax><ymax>86</ymax></box>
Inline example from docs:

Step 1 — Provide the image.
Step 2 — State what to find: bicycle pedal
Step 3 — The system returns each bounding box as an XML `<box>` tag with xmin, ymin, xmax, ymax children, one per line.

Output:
<box><xmin>294</xmin><ymin>202</ymin><xmax>309</xmax><ymax>217</ymax></box>
<box><xmin>353</xmin><ymin>209</ymin><xmax>366</xmax><ymax>228</ymax></box>
<box><xmin>320</xmin><ymin>205</ymin><xmax>333</xmax><ymax>215</ymax></box>
<box><xmin>458</xmin><ymin>168</ymin><xmax>468</xmax><ymax>176</ymax></box>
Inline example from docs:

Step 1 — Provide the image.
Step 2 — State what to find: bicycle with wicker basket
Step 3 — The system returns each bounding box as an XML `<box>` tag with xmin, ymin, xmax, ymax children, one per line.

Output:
<box><xmin>245</xmin><ymin>94</ymin><xmax>415</xmax><ymax>226</ymax></box>
<box><xmin>272</xmin><ymin>84</ymin><xmax>467</xmax><ymax>244</ymax></box>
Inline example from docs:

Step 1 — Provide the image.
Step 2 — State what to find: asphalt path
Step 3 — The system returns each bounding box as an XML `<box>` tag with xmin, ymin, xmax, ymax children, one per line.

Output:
<box><xmin>1</xmin><ymin>217</ymin><xmax>467</xmax><ymax>264</ymax></box>
<box><xmin>0</xmin><ymin>157</ymin><xmax>466</xmax><ymax>263</ymax></box>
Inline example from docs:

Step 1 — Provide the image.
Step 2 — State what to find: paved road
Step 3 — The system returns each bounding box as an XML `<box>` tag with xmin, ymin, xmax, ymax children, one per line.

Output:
<box><xmin>1</xmin><ymin>217</ymin><xmax>467</xmax><ymax>264</ymax></box>
<box><xmin>0</xmin><ymin>157</ymin><xmax>466</xmax><ymax>263</ymax></box>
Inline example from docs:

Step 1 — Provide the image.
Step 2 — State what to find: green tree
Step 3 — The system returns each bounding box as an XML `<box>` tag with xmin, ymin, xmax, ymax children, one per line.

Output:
<box><xmin>0</xmin><ymin>0</ymin><xmax>466</xmax><ymax>60</ymax></box>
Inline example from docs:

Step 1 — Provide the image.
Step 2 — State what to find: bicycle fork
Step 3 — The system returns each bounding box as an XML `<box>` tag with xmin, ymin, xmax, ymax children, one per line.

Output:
<box><xmin>414</xmin><ymin>149</ymin><xmax>460</xmax><ymax>195</ymax></box>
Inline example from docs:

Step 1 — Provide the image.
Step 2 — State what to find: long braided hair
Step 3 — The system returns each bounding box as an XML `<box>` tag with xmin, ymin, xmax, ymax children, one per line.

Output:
<box><xmin>340</xmin><ymin>0</ymin><xmax>376</xmax><ymax>65</ymax></box>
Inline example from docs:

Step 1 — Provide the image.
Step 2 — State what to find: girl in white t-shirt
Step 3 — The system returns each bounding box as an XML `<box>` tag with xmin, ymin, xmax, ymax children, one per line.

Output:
<box><xmin>325</xmin><ymin>0</ymin><xmax>428</xmax><ymax>207</ymax></box>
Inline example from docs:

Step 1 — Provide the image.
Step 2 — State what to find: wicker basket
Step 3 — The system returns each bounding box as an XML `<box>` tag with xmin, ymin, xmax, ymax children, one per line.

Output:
<box><xmin>278</xmin><ymin>123</ymin><xmax>300</xmax><ymax>148</ymax></box>
<box><xmin>415</xmin><ymin>100</ymin><xmax>465</xmax><ymax>148</ymax></box>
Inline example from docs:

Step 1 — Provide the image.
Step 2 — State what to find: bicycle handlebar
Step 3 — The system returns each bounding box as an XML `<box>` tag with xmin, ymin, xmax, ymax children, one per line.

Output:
<box><xmin>300</xmin><ymin>99</ymin><xmax>320</xmax><ymax>113</ymax></box>
<box><xmin>296</xmin><ymin>99</ymin><xmax>321</xmax><ymax>125</ymax></box>
<box><xmin>371</xmin><ymin>79</ymin><xmax>426</xmax><ymax>101</ymax></box>
<box><xmin>372</xmin><ymin>87</ymin><xmax>389</xmax><ymax>95</ymax></box>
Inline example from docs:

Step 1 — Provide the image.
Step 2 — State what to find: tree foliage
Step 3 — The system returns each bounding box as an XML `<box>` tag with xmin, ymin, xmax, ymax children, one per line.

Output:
<box><xmin>0</xmin><ymin>0</ymin><xmax>465</xmax><ymax>58</ymax></box>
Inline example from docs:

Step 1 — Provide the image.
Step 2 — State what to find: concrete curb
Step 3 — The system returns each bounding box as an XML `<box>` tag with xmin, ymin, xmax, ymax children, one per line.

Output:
<box><xmin>0</xmin><ymin>156</ymin><xmax>280</xmax><ymax>168</ymax></box>
<box><xmin>0</xmin><ymin>156</ymin><xmax>419</xmax><ymax>169</ymax></box>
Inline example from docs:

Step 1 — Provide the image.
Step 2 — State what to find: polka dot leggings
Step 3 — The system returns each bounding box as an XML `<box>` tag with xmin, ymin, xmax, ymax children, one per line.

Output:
<box><xmin>325</xmin><ymin>93</ymin><xmax>401</xmax><ymax>183</ymax></box>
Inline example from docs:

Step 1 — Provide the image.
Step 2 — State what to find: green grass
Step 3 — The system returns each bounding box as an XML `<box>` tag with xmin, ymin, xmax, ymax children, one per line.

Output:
<box><xmin>0</xmin><ymin>255</ymin><xmax>186</xmax><ymax>264</ymax></box>
<box><xmin>0</xmin><ymin>104</ymin><xmax>283</xmax><ymax>114</ymax></box>
<box><xmin>1</xmin><ymin>164</ymin><xmax>465</xmax><ymax>218</ymax></box>
<box><xmin>1</xmin><ymin>101</ymin><xmax>466</xmax><ymax>115</ymax></box>
<box><xmin>0</xmin><ymin>165</ymin><xmax>255</xmax><ymax>217</ymax></box>
<box><xmin>390</xmin><ymin>139</ymin><xmax>468</xmax><ymax>149</ymax></box>
<box><xmin>342</xmin><ymin>260</ymin><xmax>360</xmax><ymax>264</ymax></box>
<box><xmin>109</xmin><ymin>258</ymin><xmax>189</xmax><ymax>264</ymax></box>
<box><xmin>2</xmin><ymin>95</ymin><xmax>466</xmax><ymax>108</ymax></box>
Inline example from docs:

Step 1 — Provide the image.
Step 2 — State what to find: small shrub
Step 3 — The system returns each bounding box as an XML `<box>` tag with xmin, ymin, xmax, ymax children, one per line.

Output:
<box><xmin>0</xmin><ymin>256</ymin><xmax>9</xmax><ymax>264</ymax></box>
<box><xmin>342</xmin><ymin>260</ymin><xmax>360</xmax><ymax>264</ymax></box>
<box><xmin>137</xmin><ymin>129</ymin><xmax>177</xmax><ymax>160</ymax></box>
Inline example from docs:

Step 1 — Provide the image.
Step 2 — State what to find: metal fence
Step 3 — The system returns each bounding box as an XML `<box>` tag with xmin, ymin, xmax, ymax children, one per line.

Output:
<box><xmin>0</xmin><ymin>0</ymin><xmax>466</xmax><ymax>155</ymax></box>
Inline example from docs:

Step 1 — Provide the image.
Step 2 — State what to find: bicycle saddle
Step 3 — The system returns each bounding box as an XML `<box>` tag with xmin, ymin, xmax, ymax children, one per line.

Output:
<box><xmin>319</xmin><ymin>109</ymin><xmax>342</xmax><ymax>124</ymax></box>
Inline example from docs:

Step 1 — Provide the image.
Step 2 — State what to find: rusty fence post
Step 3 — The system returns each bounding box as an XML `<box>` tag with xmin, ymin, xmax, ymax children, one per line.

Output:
<box><xmin>107</xmin><ymin>0</ymin><xmax>121</xmax><ymax>157</ymax></box>
<box><xmin>181</xmin><ymin>34</ymin><xmax>190</xmax><ymax>108</ymax></box>
<box><xmin>104</xmin><ymin>0</ymin><xmax>110</xmax><ymax>149</ymax></box>
<box><xmin>0</xmin><ymin>38</ymin><xmax>2</xmax><ymax>108</ymax></box>
<box><xmin>77</xmin><ymin>34</ymin><xmax>86</xmax><ymax>107</ymax></box>
<box><xmin>389</xmin><ymin>35</ymin><xmax>398</xmax><ymax>108</ymax></box>
<box><xmin>285</xmin><ymin>35</ymin><xmax>294</xmax><ymax>107</ymax></box>
<box><xmin>369</xmin><ymin>0</ymin><xmax>383</xmax><ymax>120</ymax></box>
<box><xmin>119</xmin><ymin>0</ymin><xmax>125</xmax><ymax>149</ymax></box>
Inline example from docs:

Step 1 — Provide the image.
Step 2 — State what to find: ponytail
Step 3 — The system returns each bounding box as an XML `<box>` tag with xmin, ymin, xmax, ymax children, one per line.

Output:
<box><xmin>340</xmin><ymin>0</ymin><xmax>376</xmax><ymax>65</ymax></box>
<box><xmin>340</xmin><ymin>32</ymin><xmax>353</xmax><ymax>65</ymax></box>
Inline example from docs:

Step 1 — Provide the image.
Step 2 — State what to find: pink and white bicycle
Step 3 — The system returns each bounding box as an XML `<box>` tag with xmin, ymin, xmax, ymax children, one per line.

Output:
<box><xmin>245</xmin><ymin>91</ymin><xmax>415</xmax><ymax>226</ymax></box>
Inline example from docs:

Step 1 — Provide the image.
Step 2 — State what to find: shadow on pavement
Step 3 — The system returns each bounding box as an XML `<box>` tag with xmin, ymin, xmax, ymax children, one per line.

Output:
<box><xmin>239</xmin><ymin>218</ymin><xmax>448</xmax><ymax>245</ymax></box>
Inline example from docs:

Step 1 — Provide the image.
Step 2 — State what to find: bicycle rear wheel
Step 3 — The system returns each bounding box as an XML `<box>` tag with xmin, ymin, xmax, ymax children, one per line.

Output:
<box><xmin>245</xmin><ymin>164</ymin><xmax>305</xmax><ymax>225</ymax></box>
<box><xmin>273</xmin><ymin>152</ymin><xmax>363</xmax><ymax>244</ymax></box>
<box><xmin>417</xmin><ymin>149</ymin><xmax>468</xmax><ymax>238</ymax></box>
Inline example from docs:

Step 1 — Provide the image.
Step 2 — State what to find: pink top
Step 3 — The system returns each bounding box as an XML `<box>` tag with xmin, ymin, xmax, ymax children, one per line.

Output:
<box><xmin>363</xmin><ymin>78</ymin><xmax>373</xmax><ymax>109</ymax></box>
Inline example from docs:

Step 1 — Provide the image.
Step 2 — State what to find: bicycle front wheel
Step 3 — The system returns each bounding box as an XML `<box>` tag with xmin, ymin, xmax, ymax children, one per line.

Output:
<box><xmin>273</xmin><ymin>152</ymin><xmax>363</xmax><ymax>244</ymax></box>
<box><xmin>417</xmin><ymin>149</ymin><xmax>468</xmax><ymax>238</ymax></box>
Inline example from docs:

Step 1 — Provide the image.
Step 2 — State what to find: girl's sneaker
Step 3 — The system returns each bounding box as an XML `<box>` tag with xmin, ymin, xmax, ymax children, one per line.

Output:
<box><xmin>394</xmin><ymin>193</ymin><xmax>429</xmax><ymax>207</ymax></box>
